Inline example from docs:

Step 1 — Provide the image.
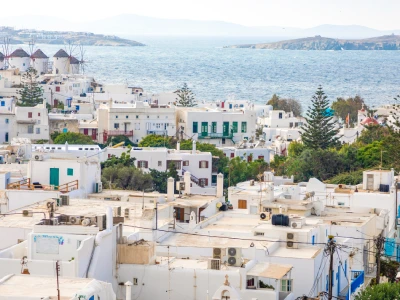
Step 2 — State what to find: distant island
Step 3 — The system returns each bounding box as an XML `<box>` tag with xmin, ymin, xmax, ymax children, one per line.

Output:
<box><xmin>226</xmin><ymin>35</ymin><xmax>400</xmax><ymax>50</ymax></box>
<box><xmin>0</xmin><ymin>26</ymin><xmax>145</xmax><ymax>46</ymax></box>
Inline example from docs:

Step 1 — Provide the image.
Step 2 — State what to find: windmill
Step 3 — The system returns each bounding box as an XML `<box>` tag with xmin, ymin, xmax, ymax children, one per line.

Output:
<box><xmin>53</xmin><ymin>41</ymin><xmax>80</xmax><ymax>74</ymax></box>
<box><xmin>78</xmin><ymin>44</ymin><xmax>88</xmax><ymax>74</ymax></box>
<box><xmin>1</xmin><ymin>36</ymin><xmax>12</xmax><ymax>69</ymax></box>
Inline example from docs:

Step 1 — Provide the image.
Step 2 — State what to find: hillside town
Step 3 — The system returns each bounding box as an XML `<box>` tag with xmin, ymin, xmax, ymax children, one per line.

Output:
<box><xmin>0</xmin><ymin>46</ymin><xmax>399</xmax><ymax>300</ymax></box>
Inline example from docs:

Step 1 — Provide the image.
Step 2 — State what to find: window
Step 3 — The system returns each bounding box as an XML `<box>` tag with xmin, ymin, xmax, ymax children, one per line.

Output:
<box><xmin>212</xmin><ymin>175</ymin><xmax>217</xmax><ymax>184</ymax></box>
<box><xmin>28</xmin><ymin>125</ymin><xmax>34</xmax><ymax>134</ymax></box>
<box><xmin>281</xmin><ymin>279</ymin><xmax>292</xmax><ymax>292</ymax></box>
<box><xmin>136</xmin><ymin>115</ymin><xmax>139</xmax><ymax>119</ymax></box>
<box><xmin>193</xmin><ymin>122</ymin><xmax>198</xmax><ymax>133</ymax></box>
<box><xmin>199</xmin><ymin>178</ymin><xmax>208</xmax><ymax>187</ymax></box>
<box><xmin>133</xmin><ymin>278</ymin><xmax>138</xmax><ymax>285</ymax></box>
<box><xmin>156</xmin><ymin>123</ymin><xmax>161</xmax><ymax>129</ymax></box>
<box><xmin>279</xmin><ymin>112</ymin><xmax>283</xmax><ymax>119</ymax></box>
<box><xmin>28</xmin><ymin>112</ymin><xmax>32</xmax><ymax>118</ymax></box>
<box><xmin>116</xmin><ymin>115</ymin><xmax>118</xmax><ymax>118</ymax></box>
<box><xmin>67</xmin><ymin>168</ymin><xmax>73</xmax><ymax>176</ymax></box>
<box><xmin>258</xmin><ymin>155</ymin><xmax>264</xmax><ymax>160</ymax></box>
<box><xmin>114</xmin><ymin>123</ymin><xmax>119</xmax><ymax>129</ymax></box>
<box><xmin>289</xmin><ymin>122</ymin><xmax>293</xmax><ymax>128</ymax></box>
<box><xmin>83</xmin><ymin>129</ymin><xmax>89</xmax><ymax>135</ymax></box>
<box><xmin>158</xmin><ymin>161</ymin><xmax>162</xmax><ymax>167</ymax></box>
<box><xmin>232</xmin><ymin>122</ymin><xmax>238</xmax><ymax>133</ymax></box>
<box><xmin>230</xmin><ymin>153</ymin><xmax>234</xmax><ymax>158</ymax></box>
<box><xmin>5</xmin><ymin>119</ymin><xmax>9</xmax><ymax>124</ymax></box>
<box><xmin>0</xmin><ymin>101</ymin><xmax>4</xmax><ymax>106</ymax></box>
<box><xmin>211</xmin><ymin>122</ymin><xmax>217</xmax><ymax>133</ymax></box>
<box><xmin>135</xmin><ymin>123</ymin><xmax>140</xmax><ymax>130</ymax></box>
<box><xmin>183</xmin><ymin>160</ymin><xmax>189</xmax><ymax>166</ymax></box>
<box><xmin>36</xmin><ymin>128</ymin><xmax>40</xmax><ymax>134</ymax></box>
<box><xmin>199</xmin><ymin>160</ymin><xmax>209</xmax><ymax>168</ymax></box>
<box><xmin>138</xmin><ymin>161</ymin><xmax>148</xmax><ymax>168</ymax></box>
<box><xmin>241</xmin><ymin>122</ymin><xmax>247</xmax><ymax>133</ymax></box>
<box><xmin>38</xmin><ymin>113</ymin><xmax>41</xmax><ymax>117</ymax></box>
<box><xmin>126</xmin><ymin>115</ymin><xmax>128</xmax><ymax>119</ymax></box>
<box><xmin>56</xmin><ymin>86</ymin><xmax>60</xmax><ymax>92</ymax></box>
<box><xmin>5</xmin><ymin>132</ymin><xmax>8</xmax><ymax>142</ymax></box>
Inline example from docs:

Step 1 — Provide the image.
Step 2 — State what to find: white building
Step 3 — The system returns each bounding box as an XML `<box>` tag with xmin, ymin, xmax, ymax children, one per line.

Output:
<box><xmin>218</xmin><ymin>140</ymin><xmax>271</xmax><ymax>163</ymax></box>
<box><xmin>14</xmin><ymin>104</ymin><xmax>49</xmax><ymax>141</ymax></box>
<box><xmin>130</xmin><ymin>141</ymin><xmax>217</xmax><ymax>192</ymax></box>
<box><xmin>30</xmin><ymin>49</ymin><xmax>49</xmax><ymax>74</ymax></box>
<box><xmin>0</xmin><ymin>275</ymin><xmax>116</xmax><ymax>300</ymax></box>
<box><xmin>0</xmin><ymin>97</ymin><xmax>15</xmax><ymax>143</ymax></box>
<box><xmin>97</xmin><ymin>101</ymin><xmax>176</xmax><ymax>144</ymax></box>
<box><xmin>8</xmin><ymin>48</ymin><xmax>30</xmax><ymax>72</ymax></box>
<box><xmin>177</xmin><ymin>105</ymin><xmax>257</xmax><ymax>146</ymax></box>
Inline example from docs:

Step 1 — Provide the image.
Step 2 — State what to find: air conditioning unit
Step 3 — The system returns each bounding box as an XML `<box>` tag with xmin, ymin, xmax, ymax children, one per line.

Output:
<box><xmin>208</xmin><ymin>258</ymin><xmax>221</xmax><ymax>270</ymax></box>
<box><xmin>69</xmin><ymin>216</ymin><xmax>82</xmax><ymax>225</ymax></box>
<box><xmin>113</xmin><ymin>206</ymin><xmax>122</xmax><ymax>217</ymax></box>
<box><xmin>290</xmin><ymin>221</ymin><xmax>303</xmax><ymax>229</ymax></box>
<box><xmin>97</xmin><ymin>214</ymin><xmax>107</xmax><ymax>231</ymax></box>
<box><xmin>82</xmin><ymin>218</ymin><xmax>94</xmax><ymax>226</ymax></box>
<box><xmin>227</xmin><ymin>247</ymin><xmax>242</xmax><ymax>267</ymax></box>
<box><xmin>94</xmin><ymin>182</ymin><xmax>103</xmax><ymax>193</ymax></box>
<box><xmin>22</xmin><ymin>210</ymin><xmax>33</xmax><ymax>217</ymax></box>
<box><xmin>60</xmin><ymin>195</ymin><xmax>70</xmax><ymax>206</ymax></box>
<box><xmin>34</xmin><ymin>154</ymin><xmax>43</xmax><ymax>161</ymax></box>
<box><xmin>213</xmin><ymin>248</ymin><xmax>226</xmax><ymax>259</ymax></box>
<box><xmin>124</xmin><ymin>208</ymin><xmax>130</xmax><ymax>219</ymax></box>
<box><xmin>58</xmin><ymin>214</ymin><xmax>69</xmax><ymax>223</ymax></box>
<box><xmin>286</xmin><ymin>232</ymin><xmax>298</xmax><ymax>249</ymax></box>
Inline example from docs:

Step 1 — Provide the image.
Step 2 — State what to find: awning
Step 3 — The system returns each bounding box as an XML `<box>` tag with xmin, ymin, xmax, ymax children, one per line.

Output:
<box><xmin>247</xmin><ymin>263</ymin><xmax>292</xmax><ymax>279</ymax></box>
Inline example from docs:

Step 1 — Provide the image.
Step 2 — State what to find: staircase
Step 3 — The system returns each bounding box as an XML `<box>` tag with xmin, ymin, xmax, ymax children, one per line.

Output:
<box><xmin>182</xmin><ymin>169</ymin><xmax>205</xmax><ymax>188</ymax></box>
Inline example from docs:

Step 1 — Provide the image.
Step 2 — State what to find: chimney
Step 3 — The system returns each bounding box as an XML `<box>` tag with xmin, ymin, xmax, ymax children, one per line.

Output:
<box><xmin>176</xmin><ymin>141</ymin><xmax>180</xmax><ymax>151</ymax></box>
<box><xmin>192</xmin><ymin>140</ymin><xmax>196</xmax><ymax>154</ymax></box>
<box><xmin>65</xmin><ymin>141</ymin><xmax>69</xmax><ymax>152</ymax></box>
<box><xmin>167</xmin><ymin>177</ymin><xmax>174</xmax><ymax>201</ymax></box>
<box><xmin>184</xmin><ymin>171</ymin><xmax>191</xmax><ymax>195</ymax></box>
<box><xmin>217</xmin><ymin>173</ymin><xmax>224</xmax><ymax>198</ymax></box>
<box><xmin>124</xmin><ymin>281</ymin><xmax>133</xmax><ymax>300</ymax></box>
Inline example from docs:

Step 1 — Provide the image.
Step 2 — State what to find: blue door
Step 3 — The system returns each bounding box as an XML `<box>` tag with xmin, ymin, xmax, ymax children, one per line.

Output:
<box><xmin>50</xmin><ymin>168</ymin><xmax>59</xmax><ymax>187</ymax></box>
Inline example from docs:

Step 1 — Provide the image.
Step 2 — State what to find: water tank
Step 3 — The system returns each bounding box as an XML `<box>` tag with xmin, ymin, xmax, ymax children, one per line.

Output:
<box><xmin>271</xmin><ymin>214</ymin><xmax>289</xmax><ymax>226</ymax></box>
<box><xmin>219</xmin><ymin>203</ymin><xmax>227</xmax><ymax>211</ymax></box>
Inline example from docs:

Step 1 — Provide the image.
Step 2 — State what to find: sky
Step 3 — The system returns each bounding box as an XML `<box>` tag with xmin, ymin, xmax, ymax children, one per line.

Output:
<box><xmin>3</xmin><ymin>0</ymin><xmax>400</xmax><ymax>30</ymax></box>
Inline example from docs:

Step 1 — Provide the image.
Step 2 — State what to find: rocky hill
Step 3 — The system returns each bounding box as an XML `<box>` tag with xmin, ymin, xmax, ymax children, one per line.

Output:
<box><xmin>227</xmin><ymin>35</ymin><xmax>400</xmax><ymax>50</ymax></box>
<box><xmin>0</xmin><ymin>27</ymin><xmax>145</xmax><ymax>47</ymax></box>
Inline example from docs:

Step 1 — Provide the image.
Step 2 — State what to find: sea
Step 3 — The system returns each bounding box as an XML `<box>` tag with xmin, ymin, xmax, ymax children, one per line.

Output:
<box><xmin>29</xmin><ymin>36</ymin><xmax>400</xmax><ymax>108</ymax></box>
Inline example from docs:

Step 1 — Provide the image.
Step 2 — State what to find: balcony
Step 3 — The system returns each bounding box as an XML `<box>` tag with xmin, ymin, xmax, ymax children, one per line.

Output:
<box><xmin>104</xmin><ymin>130</ymin><xmax>133</xmax><ymax>137</ymax></box>
<box><xmin>339</xmin><ymin>270</ymin><xmax>364</xmax><ymax>300</ymax></box>
<box><xmin>197</xmin><ymin>132</ymin><xmax>233</xmax><ymax>139</ymax></box>
<box><xmin>147</xmin><ymin>130</ymin><xmax>168</xmax><ymax>135</ymax></box>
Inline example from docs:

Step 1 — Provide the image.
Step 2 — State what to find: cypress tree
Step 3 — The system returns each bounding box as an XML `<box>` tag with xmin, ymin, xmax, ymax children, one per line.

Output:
<box><xmin>17</xmin><ymin>67</ymin><xmax>44</xmax><ymax>107</ymax></box>
<box><xmin>301</xmin><ymin>86</ymin><xmax>339</xmax><ymax>149</ymax></box>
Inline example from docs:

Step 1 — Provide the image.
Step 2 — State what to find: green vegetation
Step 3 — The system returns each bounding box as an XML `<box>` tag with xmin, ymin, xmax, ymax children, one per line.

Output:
<box><xmin>175</xmin><ymin>83</ymin><xmax>197</xmax><ymax>107</ymax></box>
<box><xmin>17</xmin><ymin>67</ymin><xmax>44</xmax><ymax>107</ymax></box>
<box><xmin>53</xmin><ymin>132</ymin><xmax>94</xmax><ymax>145</ymax></box>
<box><xmin>355</xmin><ymin>282</ymin><xmax>400</xmax><ymax>300</ymax></box>
<box><xmin>267</xmin><ymin>94</ymin><xmax>302</xmax><ymax>117</ymax></box>
<box><xmin>138</xmin><ymin>134</ymin><xmax>175</xmax><ymax>148</ymax></box>
<box><xmin>332</xmin><ymin>95</ymin><xmax>365</xmax><ymax>124</ymax></box>
<box><xmin>301</xmin><ymin>86</ymin><xmax>339</xmax><ymax>150</ymax></box>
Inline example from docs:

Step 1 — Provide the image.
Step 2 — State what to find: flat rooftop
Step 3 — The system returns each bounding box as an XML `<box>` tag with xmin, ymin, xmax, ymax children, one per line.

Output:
<box><xmin>0</xmin><ymin>274</ymin><xmax>107</xmax><ymax>299</ymax></box>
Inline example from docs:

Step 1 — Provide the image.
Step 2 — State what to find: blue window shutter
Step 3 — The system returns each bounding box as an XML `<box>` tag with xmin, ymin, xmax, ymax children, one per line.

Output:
<box><xmin>312</xmin><ymin>235</ymin><xmax>315</xmax><ymax>245</ymax></box>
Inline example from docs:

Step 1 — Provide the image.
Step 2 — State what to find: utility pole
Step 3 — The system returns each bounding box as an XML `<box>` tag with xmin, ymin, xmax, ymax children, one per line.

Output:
<box><xmin>374</xmin><ymin>232</ymin><xmax>385</xmax><ymax>284</ymax></box>
<box><xmin>327</xmin><ymin>235</ymin><xmax>336</xmax><ymax>300</ymax></box>
<box><xmin>56</xmin><ymin>260</ymin><xmax>61</xmax><ymax>300</ymax></box>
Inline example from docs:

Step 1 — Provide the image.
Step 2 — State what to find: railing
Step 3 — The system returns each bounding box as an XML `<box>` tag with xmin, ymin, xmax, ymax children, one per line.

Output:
<box><xmin>147</xmin><ymin>130</ymin><xmax>168</xmax><ymax>135</ymax></box>
<box><xmin>197</xmin><ymin>132</ymin><xmax>233</xmax><ymax>139</ymax></box>
<box><xmin>182</xmin><ymin>169</ymin><xmax>205</xmax><ymax>188</ymax></box>
<box><xmin>59</xmin><ymin>180</ymin><xmax>79</xmax><ymax>193</ymax></box>
<box><xmin>7</xmin><ymin>178</ymin><xmax>32</xmax><ymax>190</ymax></box>
<box><xmin>104</xmin><ymin>130</ymin><xmax>133</xmax><ymax>136</ymax></box>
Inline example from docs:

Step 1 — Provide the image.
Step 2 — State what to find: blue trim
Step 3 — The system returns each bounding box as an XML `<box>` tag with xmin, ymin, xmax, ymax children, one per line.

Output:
<box><xmin>312</xmin><ymin>235</ymin><xmax>315</xmax><ymax>245</ymax></box>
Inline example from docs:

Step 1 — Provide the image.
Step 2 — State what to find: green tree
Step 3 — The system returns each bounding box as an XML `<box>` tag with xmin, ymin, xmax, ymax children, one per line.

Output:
<box><xmin>380</xmin><ymin>258</ymin><xmax>400</xmax><ymax>283</ymax></box>
<box><xmin>138</xmin><ymin>135</ymin><xmax>175</xmax><ymax>148</ymax></box>
<box><xmin>357</xmin><ymin>125</ymin><xmax>390</xmax><ymax>144</ymax></box>
<box><xmin>101</xmin><ymin>151</ymin><xmax>136</xmax><ymax>169</ymax></box>
<box><xmin>106</xmin><ymin>135</ymin><xmax>136</xmax><ymax>147</ymax></box>
<box><xmin>175</xmin><ymin>83</ymin><xmax>197</xmax><ymax>107</ymax></box>
<box><xmin>17</xmin><ymin>67</ymin><xmax>44</xmax><ymax>107</ymax></box>
<box><xmin>149</xmin><ymin>169</ymin><xmax>169</xmax><ymax>193</ymax></box>
<box><xmin>332</xmin><ymin>95</ymin><xmax>365</xmax><ymax>124</ymax></box>
<box><xmin>355</xmin><ymin>282</ymin><xmax>400</xmax><ymax>300</ymax></box>
<box><xmin>288</xmin><ymin>141</ymin><xmax>305</xmax><ymax>157</ymax></box>
<box><xmin>301</xmin><ymin>86</ymin><xmax>339</xmax><ymax>149</ymax></box>
<box><xmin>53</xmin><ymin>132</ymin><xmax>94</xmax><ymax>145</ymax></box>
<box><xmin>267</xmin><ymin>94</ymin><xmax>302</xmax><ymax>116</ymax></box>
